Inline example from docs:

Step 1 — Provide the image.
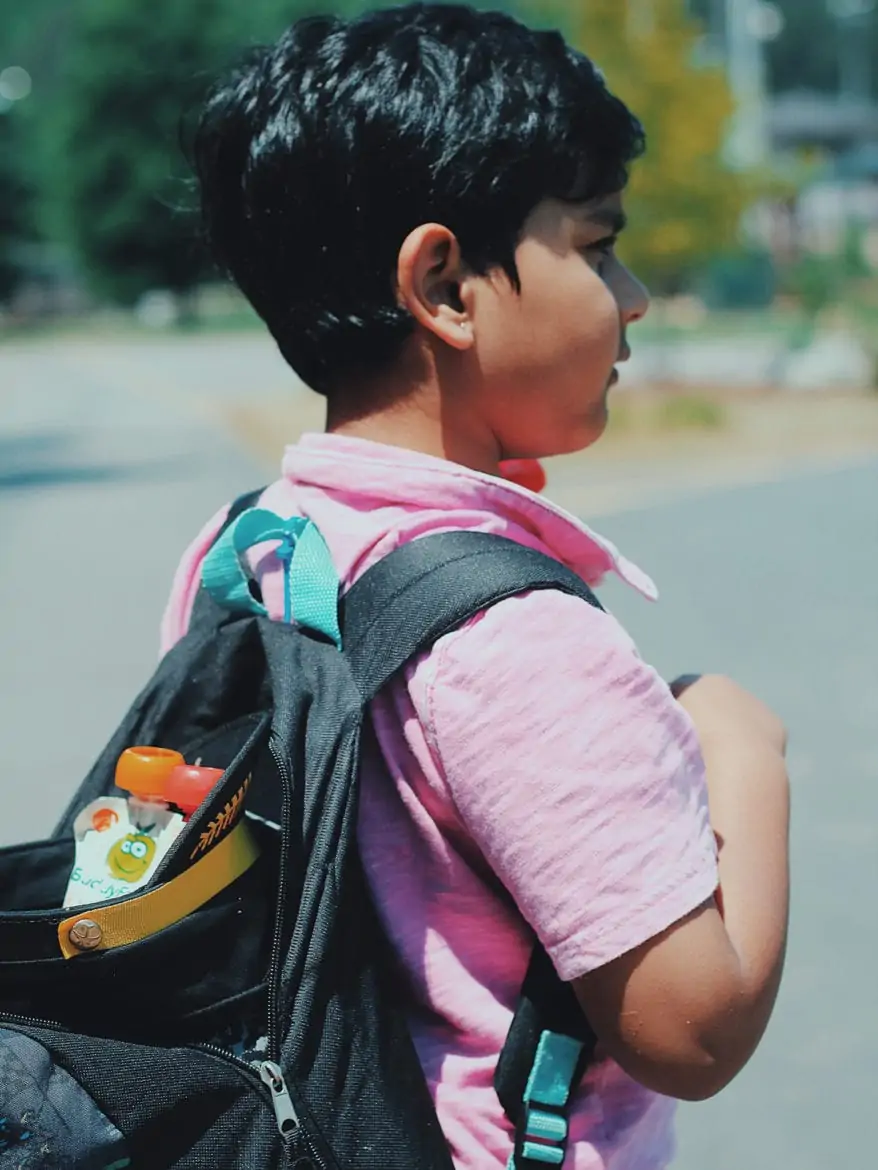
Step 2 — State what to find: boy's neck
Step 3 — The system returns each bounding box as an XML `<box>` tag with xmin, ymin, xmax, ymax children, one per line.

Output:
<box><xmin>326</xmin><ymin>403</ymin><xmax>501</xmax><ymax>478</ymax></box>
<box><xmin>324</xmin><ymin>353</ymin><xmax>503</xmax><ymax>476</ymax></box>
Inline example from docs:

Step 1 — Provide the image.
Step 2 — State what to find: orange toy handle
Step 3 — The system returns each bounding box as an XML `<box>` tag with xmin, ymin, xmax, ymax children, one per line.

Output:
<box><xmin>115</xmin><ymin>747</ymin><xmax>185</xmax><ymax>802</ymax></box>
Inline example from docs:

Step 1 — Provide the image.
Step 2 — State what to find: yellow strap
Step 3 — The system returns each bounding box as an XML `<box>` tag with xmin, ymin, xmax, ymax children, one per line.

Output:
<box><xmin>58</xmin><ymin>820</ymin><xmax>261</xmax><ymax>960</ymax></box>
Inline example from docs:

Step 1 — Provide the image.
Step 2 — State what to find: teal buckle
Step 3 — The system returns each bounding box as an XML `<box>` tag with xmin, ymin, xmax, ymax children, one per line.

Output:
<box><xmin>202</xmin><ymin>507</ymin><xmax>342</xmax><ymax>647</ymax></box>
<box><xmin>508</xmin><ymin>1031</ymin><xmax>584</xmax><ymax>1169</ymax></box>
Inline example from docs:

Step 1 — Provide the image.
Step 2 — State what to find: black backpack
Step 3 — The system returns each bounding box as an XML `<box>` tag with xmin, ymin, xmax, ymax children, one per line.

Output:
<box><xmin>0</xmin><ymin>491</ymin><xmax>602</xmax><ymax>1170</ymax></box>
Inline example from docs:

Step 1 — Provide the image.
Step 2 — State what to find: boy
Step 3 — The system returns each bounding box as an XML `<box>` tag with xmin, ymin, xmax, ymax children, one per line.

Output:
<box><xmin>165</xmin><ymin>5</ymin><xmax>790</xmax><ymax>1166</ymax></box>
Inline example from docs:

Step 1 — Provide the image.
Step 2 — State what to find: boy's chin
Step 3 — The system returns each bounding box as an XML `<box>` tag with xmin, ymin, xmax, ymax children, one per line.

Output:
<box><xmin>568</xmin><ymin>402</ymin><xmax>611</xmax><ymax>454</ymax></box>
<box><xmin>515</xmin><ymin>427</ymin><xmax>608</xmax><ymax>463</ymax></box>
<box><xmin>500</xmin><ymin>401</ymin><xmax>611</xmax><ymax>462</ymax></box>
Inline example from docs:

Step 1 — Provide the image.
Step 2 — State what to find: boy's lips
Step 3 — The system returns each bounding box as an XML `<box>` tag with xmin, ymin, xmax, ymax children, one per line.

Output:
<box><xmin>609</xmin><ymin>346</ymin><xmax>631</xmax><ymax>385</ymax></box>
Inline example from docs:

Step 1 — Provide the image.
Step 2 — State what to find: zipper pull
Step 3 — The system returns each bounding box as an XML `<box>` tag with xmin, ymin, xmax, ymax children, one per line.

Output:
<box><xmin>259</xmin><ymin>1061</ymin><xmax>301</xmax><ymax>1138</ymax></box>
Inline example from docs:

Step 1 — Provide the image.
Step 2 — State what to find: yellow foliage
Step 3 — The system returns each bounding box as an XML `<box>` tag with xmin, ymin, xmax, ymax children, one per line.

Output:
<box><xmin>535</xmin><ymin>0</ymin><xmax>748</xmax><ymax>288</ymax></box>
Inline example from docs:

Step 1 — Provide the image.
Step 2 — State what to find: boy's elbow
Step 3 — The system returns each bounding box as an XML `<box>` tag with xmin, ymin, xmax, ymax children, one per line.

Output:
<box><xmin>573</xmin><ymin>899</ymin><xmax>776</xmax><ymax>1103</ymax></box>
<box><xmin>621</xmin><ymin>1044</ymin><xmax>750</xmax><ymax>1103</ymax></box>
<box><xmin>665</xmin><ymin>1060</ymin><xmax>742</xmax><ymax>1102</ymax></box>
<box><xmin>575</xmin><ymin>969</ymin><xmax>761</xmax><ymax>1102</ymax></box>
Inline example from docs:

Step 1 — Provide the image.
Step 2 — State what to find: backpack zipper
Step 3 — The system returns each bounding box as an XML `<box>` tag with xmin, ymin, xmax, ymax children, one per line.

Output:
<box><xmin>196</xmin><ymin>1044</ymin><xmax>298</xmax><ymax>1133</ymax></box>
<box><xmin>259</xmin><ymin>1060</ymin><xmax>301</xmax><ymax>1136</ymax></box>
<box><xmin>0</xmin><ymin>1016</ymin><xmax>320</xmax><ymax>1165</ymax></box>
<box><xmin>0</xmin><ymin>1012</ymin><xmax>68</xmax><ymax>1031</ymax></box>
<box><xmin>197</xmin><ymin>739</ymin><xmax>325</xmax><ymax>1167</ymax></box>
<box><xmin>266</xmin><ymin>736</ymin><xmax>292</xmax><ymax>1062</ymax></box>
<box><xmin>196</xmin><ymin>1045</ymin><xmax>326</xmax><ymax>1167</ymax></box>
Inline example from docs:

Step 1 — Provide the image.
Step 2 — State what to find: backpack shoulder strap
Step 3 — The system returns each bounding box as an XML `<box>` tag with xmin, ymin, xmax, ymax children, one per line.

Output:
<box><xmin>341</xmin><ymin>530</ymin><xmax>601</xmax><ymax>701</ymax></box>
<box><xmin>341</xmin><ymin>530</ymin><xmax>602</xmax><ymax>1169</ymax></box>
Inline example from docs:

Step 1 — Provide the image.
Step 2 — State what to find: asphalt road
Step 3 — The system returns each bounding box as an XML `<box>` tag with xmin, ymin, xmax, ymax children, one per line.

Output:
<box><xmin>0</xmin><ymin>337</ymin><xmax>270</xmax><ymax>844</ymax></box>
<box><xmin>1</xmin><ymin>335</ymin><xmax>876</xmax><ymax>1169</ymax></box>
<box><xmin>598</xmin><ymin>458</ymin><xmax>878</xmax><ymax>1170</ymax></box>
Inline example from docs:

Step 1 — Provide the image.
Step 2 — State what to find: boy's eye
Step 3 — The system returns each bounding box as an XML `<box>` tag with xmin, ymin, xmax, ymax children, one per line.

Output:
<box><xmin>580</xmin><ymin>238</ymin><xmax>617</xmax><ymax>274</ymax></box>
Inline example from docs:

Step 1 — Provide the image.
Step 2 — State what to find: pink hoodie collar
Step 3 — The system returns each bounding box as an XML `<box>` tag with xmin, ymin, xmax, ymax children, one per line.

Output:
<box><xmin>282</xmin><ymin>433</ymin><xmax>658</xmax><ymax>601</ymax></box>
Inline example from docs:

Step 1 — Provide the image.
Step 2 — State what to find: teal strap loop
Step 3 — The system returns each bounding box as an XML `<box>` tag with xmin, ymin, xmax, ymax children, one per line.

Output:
<box><xmin>522</xmin><ymin>1110</ymin><xmax>567</xmax><ymax>1144</ymax></box>
<box><xmin>201</xmin><ymin>515</ymin><xmax>267</xmax><ymax>617</ymax></box>
<box><xmin>520</xmin><ymin>1144</ymin><xmax>564</xmax><ymax>1167</ymax></box>
<box><xmin>289</xmin><ymin>521</ymin><xmax>342</xmax><ymax>644</ymax></box>
<box><xmin>202</xmin><ymin>507</ymin><xmax>342</xmax><ymax>647</ymax></box>
<box><xmin>524</xmin><ymin>1031</ymin><xmax>583</xmax><ymax>1109</ymax></box>
<box><xmin>508</xmin><ymin>1031</ymin><xmax>584</xmax><ymax>1170</ymax></box>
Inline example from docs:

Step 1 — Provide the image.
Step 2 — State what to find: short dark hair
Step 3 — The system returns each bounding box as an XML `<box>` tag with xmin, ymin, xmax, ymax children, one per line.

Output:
<box><xmin>191</xmin><ymin>3</ymin><xmax>645</xmax><ymax>395</ymax></box>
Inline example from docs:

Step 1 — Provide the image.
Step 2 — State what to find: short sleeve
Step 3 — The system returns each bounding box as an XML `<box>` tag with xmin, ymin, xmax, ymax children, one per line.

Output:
<box><xmin>419</xmin><ymin>589</ymin><xmax>719</xmax><ymax>982</ymax></box>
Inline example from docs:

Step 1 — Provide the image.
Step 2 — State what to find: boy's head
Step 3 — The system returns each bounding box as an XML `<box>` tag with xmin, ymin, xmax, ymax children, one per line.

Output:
<box><xmin>193</xmin><ymin>3</ymin><xmax>650</xmax><ymax>465</ymax></box>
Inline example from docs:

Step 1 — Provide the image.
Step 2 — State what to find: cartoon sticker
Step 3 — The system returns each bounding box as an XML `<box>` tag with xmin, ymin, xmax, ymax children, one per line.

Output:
<box><xmin>106</xmin><ymin>834</ymin><xmax>157</xmax><ymax>883</ymax></box>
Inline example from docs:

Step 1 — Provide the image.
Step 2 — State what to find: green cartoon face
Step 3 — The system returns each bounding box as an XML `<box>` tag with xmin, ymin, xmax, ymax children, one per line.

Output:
<box><xmin>106</xmin><ymin>833</ymin><xmax>156</xmax><ymax>882</ymax></box>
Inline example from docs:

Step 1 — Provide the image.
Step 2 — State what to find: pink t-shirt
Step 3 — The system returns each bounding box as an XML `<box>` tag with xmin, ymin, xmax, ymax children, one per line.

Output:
<box><xmin>161</xmin><ymin>433</ymin><xmax>718</xmax><ymax>1170</ymax></box>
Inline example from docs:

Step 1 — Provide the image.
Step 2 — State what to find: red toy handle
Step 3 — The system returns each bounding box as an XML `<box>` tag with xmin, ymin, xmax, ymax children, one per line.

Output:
<box><xmin>498</xmin><ymin>459</ymin><xmax>547</xmax><ymax>494</ymax></box>
<box><xmin>165</xmin><ymin>765</ymin><xmax>225</xmax><ymax>819</ymax></box>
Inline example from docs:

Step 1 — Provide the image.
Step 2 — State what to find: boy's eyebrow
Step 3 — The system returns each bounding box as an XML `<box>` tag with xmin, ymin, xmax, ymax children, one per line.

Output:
<box><xmin>578</xmin><ymin>206</ymin><xmax>628</xmax><ymax>235</ymax></box>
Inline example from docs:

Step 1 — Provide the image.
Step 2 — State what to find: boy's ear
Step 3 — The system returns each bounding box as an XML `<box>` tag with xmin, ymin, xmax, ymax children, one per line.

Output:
<box><xmin>396</xmin><ymin>224</ymin><xmax>475</xmax><ymax>351</ymax></box>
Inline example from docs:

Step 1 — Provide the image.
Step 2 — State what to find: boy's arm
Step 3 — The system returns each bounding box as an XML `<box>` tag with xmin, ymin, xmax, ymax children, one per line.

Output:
<box><xmin>573</xmin><ymin>675</ymin><xmax>790</xmax><ymax>1101</ymax></box>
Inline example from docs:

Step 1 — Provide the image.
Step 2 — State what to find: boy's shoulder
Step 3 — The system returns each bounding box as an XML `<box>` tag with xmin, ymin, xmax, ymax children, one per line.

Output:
<box><xmin>160</xmin><ymin>447</ymin><xmax>654</xmax><ymax>660</ymax></box>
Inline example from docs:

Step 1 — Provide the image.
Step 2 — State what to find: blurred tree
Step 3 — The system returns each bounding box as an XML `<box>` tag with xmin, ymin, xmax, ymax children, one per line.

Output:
<box><xmin>767</xmin><ymin>0</ymin><xmax>877</xmax><ymax>98</ymax></box>
<box><xmin>547</xmin><ymin>0</ymin><xmax>749</xmax><ymax>291</ymax></box>
<box><xmin>47</xmin><ymin>0</ymin><xmax>242</xmax><ymax>310</ymax></box>
<box><xmin>0</xmin><ymin>110</ymin><xmax>33</xmax><ymax>302</ymax></box>
<box><xmin>0</xmin><ymin>0</ymin><xmax>64</xmax><ymax>303</ymax></box>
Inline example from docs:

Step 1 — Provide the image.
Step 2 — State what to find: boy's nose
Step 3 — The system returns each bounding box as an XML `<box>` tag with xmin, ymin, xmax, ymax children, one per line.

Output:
<box><xmin>618</xmin><ymin>264</ymin><xmax>650</xmax><ymax>326</ymax></box>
